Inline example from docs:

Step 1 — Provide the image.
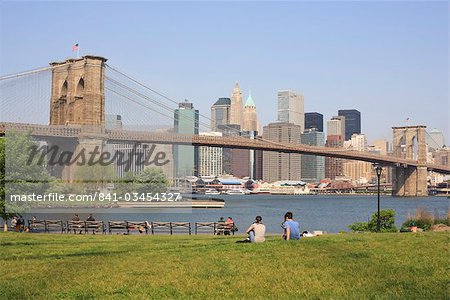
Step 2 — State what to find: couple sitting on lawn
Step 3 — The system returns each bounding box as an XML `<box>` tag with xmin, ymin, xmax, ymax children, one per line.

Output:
<box><xmin>239</xmin><ymin>211</ymin><xmax>300</xmax><ymax>243</ymax></box>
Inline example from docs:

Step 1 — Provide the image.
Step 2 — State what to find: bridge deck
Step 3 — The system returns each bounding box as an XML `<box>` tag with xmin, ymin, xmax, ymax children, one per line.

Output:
<box><xmin>1</xmin><ymin>122</ymin><xmax>449</xmax><ymax>174</ymax></box>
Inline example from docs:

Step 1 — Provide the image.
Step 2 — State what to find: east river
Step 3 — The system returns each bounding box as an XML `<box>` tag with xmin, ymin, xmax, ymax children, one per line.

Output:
<box><xmin>22</xmin><ymin>195</ymin><xmax>449</xmax><ymax>233</ymax></box>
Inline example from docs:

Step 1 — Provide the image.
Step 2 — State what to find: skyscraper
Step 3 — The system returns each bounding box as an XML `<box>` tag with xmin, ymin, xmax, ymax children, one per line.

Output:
<box><xmin>277</xmin><ymin>90</ymin><xmax>305</xmax><ymax>131</ymax></box>
<box><xmin>217</xmin><ymin>124</ymin><xmax>241</xmax><ymax>175</ymax></box>
<box><xmin>263</xmin><ymin>122</ymin><xmax>302</xmax><ymax>182</ymax></box>
<box><xmin>230</xmin><ymin>82</ymin><xmax>243</xmax><ymax>127</ymax></box>
<box><xmin>305</xmin><ymin>112</ymin><xmax>323</xmax><ymax>132</ymax></box>
<box><xmin>210</xmin><ymin>97</ymin><xmax>231</xmax><ymax>131</ymax></box>
<box><xmin>242</xmin><ymin>89</ymin><xmax>258</xmax><ymax>132</ymax></box>
<box><xmin>301</xmin><ymin>129</ymin><xmax>325</xmax><ymax>182</ymax></box>
<box><xmin>338</xmin><ymin>109</ymin><xmax>361</xmax><ymax>140</ymax></box>
<box><xmin>174</xmin><ymin>100</ymin><xmax>199</xmax><ymax>178</ymax></box>
<box><xmin>427</xmin><ymin>128</ymin><xmax>445</xmax><ymax>150</ymax></box>
<box><xmin>325</xmin><ymin>117</ymin><xmax>345</xmax><ymax>179</ymax></box>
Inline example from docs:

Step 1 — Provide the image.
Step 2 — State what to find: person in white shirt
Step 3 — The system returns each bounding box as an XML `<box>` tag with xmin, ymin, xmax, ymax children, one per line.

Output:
<box><xmin>245</xmin><ymin>216</ymin><xmax>266</xmax><ymax>243</ymax></box>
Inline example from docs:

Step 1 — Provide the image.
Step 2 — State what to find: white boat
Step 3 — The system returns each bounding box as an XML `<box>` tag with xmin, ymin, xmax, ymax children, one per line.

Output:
<box><xmin>225</xmin><ymin>189</ymin><xmax>245</xmax><ymax>195</ymax></box>
<box><xmin>205</xmin><ymin>189</ymin><xmax>220</xmax><ymax>195</ymax></box>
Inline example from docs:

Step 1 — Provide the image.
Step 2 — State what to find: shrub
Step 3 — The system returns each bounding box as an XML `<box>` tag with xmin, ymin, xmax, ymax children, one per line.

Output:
<box><xmin>401</xmin><ymin>207</ymin><xmax>450</xmax><ymax>231</ymax></box>
<box><xmin>349</xmin><ymin>209</ymin><xmax>397</xmax><ymax>232</ymax></box>
<box><xmin>348</xmin><ymin>222</ymin><xmax>369</xmax><ymax>232</ymax></box>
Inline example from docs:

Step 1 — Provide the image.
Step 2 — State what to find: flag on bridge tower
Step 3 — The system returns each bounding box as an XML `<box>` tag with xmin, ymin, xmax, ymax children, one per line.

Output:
<box><xmin>72</xmin><ymin>43</ymin><xmax>79</xmax><ymax>58</ymax></box>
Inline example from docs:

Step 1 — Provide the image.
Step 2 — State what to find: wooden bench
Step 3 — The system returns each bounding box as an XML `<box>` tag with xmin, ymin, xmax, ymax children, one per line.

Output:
<box><xmin>194</xmin><ymin>222</ymin><xmax>217</xmax><ymax>235</ymax></box>
<box><xmin>108</xmin><ymin>221</ymin><xmax>128</xmax><ymax>234</ymax></box>
<box><xmin>28</xmin><ymin>220</ymin><xmax>46</xmax><ymax>232</ymax></box>
<box><xmin>194</xmin><ymin>222</ymin><xmax>235</xmax><ymax>235</ymax></box>
<box><xmin>217</xmin><ymin>222</ymin><xmax>236</xmax><ymax>235</ymax></box>
<box><xmin>67</xmin><ymin>221</ymin><xmax>85</xmax><ymax>234</ymax></box>
<box><xmin>170</xmin><ymin>222</ymin><xmax>191</xmax><ymax>235</ymax></box>
<box><xmin>151</xmin><ymin>222</ymin><xmax>172</xmax><ymax>235</ymax></box>
<box><xmin>85</xmin><ymin>221</ymin><xmax>105</xmax><ymax>234</ymax></box>
<box><xmin>42</xmin><ymin>220</ymin><xmax>65</xmax><ymax>233</ymax></box>
<box><xmin>126</xmin><ymin>221</ymin><xmax>149</xmax><ymax>234</ymax></box>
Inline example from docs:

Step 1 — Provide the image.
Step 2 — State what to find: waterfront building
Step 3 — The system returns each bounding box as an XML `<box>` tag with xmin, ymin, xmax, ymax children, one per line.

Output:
<box><xmin>210</xmin><ymin>97</ymin><xmax>231</xmax><ymax>131</ymax></box>
<box><xmin>199</xmin><ymin>132</ymin><xmax>223</xmax><ymax>177</ymax></box>
<box><xmin>301</xmin><ymin>129</ymin><xmax>325</xmax><ymax>183</ymax></box>
<box><xmin>174</xmin><ymin>100</ymin><xmax>199</xmax><ymax>178</ymax></box>
<box><xmin>263</xmin><ymin>122</ymin><xmax>301</xmax><ymax>182</ymax></box>
<box><xmin>305</xmin><ymin>112</ymin><xmax>323</xmax><ymax>132</ymax></box>
<box><xmin>277</xmin><ymin>90</ymin><xmax>304</xmax><ymax>130</ymax></box>
<box><xmin>338</xmin><ymin>109</ymin><xmax>361</xmax><ymax>140</ymax></box>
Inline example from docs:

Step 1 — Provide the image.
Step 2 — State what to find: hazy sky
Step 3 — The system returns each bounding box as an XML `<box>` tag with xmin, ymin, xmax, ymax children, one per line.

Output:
<box><xmin>1</xmin><ymin>1</ymin><xmax>448</xmax><ymax>144</ymax></box>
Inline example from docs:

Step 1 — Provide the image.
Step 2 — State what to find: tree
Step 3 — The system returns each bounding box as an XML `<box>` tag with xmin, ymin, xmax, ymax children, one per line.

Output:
<box><xmin>135</xmin><ymin>167</ymin><xmax>169</xmax><ymax>194</ymax></box>
<box><xmin>0</xmin><ymin>133</ymin><xmax>57</xmax><ymax>231</ymax></box>
<box><xmin>74</xmin><ymin>163</ymin><xmax>115</xmax><ymax>193</ymax></box>
<box><xmin>113</xmin><ymin>168</ymin><xmax>169</xmax><ymax>197</ymax></box>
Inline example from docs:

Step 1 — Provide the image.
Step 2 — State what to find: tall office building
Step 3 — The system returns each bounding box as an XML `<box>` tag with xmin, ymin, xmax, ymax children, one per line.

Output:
<box><xmin>427</xmin><ymin>128</ymin><xmax>445</xmax><ymax>150</ymax></box>
<box><xmin>338</xmin><ymin>109</ymin><xmax>361</xmax><ymax>140</ymax></box>
<box><xmin>301</xmin><ymin>129</ymin><xmax>325</xmax><ymax>182</ymax></box>
<box><xmin>325</xmin><ymin>117</ymin><xmax>345</xmax><ymax>179</ymax></box>
<box><xmin>217</xmin><ymin>124</ymin><xmax>241</xmax><ymax>175</ymax></box>
<box><xmin>199</xmin><ymin>132</ymin><xmax>223</xmax><ymax>176</ymax></box>
<box><xmin>242</xmin><ymin>90</ymin><xmax>258</xmax><ymax>132</ymax></box>
<box><xmin>210</xmin><ymin>97</ymin><xmax>231</xmax><ymax>131</ymax></box>
<box><xmin>230</xmin><ymin>82</ymin><xmax>243</xmax><ymax>127</ymax></box>
<box><xmin>174</xmin><ymin>100</ymin><xmax>199</xmax><ymax>178</ymax></box>
<box><xmin>305</xmin><ymin>112</ymin><xmax>323</xmax><ymax>132</ymax></box>
<box><xmin>277</xmin><ymin>90</ymin><xmax>305</xmax><ymax>131</ymax></box>
<box><xmin>263</xmin><ymin>122</ymin><xmax>302</xmax><ymax>182</ymax></box>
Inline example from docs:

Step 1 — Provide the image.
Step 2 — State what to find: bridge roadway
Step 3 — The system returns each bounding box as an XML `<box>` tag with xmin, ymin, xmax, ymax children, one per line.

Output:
<box><xmin>1</xmin><ymin>122</ymin><xmax>449</xmax><ymax>175</ymax></box>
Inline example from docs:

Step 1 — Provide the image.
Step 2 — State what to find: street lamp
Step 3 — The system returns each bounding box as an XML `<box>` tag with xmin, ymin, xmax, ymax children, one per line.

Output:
<box><xmin>373</xmin><ymin>163</ymin><xmax>383</xmax><ymax>232</ymax></box>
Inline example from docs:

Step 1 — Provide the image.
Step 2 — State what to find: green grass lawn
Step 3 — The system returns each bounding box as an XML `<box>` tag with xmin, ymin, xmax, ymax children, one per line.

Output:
<box><xmin>0</xmin><ymin>232</ymin><xmax>448</xmax><ymax>299</ymax></box>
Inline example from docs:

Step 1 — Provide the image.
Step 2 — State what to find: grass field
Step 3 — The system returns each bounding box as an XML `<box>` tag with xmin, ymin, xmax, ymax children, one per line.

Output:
<box><xmin>0</xmin><ymin>232</ymin><xmax>448</xmax><ymax>299</ymax></box>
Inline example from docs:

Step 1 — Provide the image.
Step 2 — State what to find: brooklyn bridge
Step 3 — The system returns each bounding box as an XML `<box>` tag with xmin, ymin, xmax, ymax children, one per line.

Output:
<box><xmin>1</xmin><ymin>55</ymin><xmax>449</xmax><ymax>197</ymax></box>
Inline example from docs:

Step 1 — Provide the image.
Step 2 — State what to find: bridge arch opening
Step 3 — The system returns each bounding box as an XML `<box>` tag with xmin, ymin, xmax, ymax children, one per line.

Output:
<box><xmin>399</xmin><ymin>136</ymin><xmax>406</xmax><ymax>158</ymax></box>
<box><xmin>75</xmin><ymin>78</ymin><xmax>84</xmax><ymax>99</ymax></box>
<box><xmin>412</xmin><ymin>135</ymin><xmax>418</xmax><ymax>161</ymax></box>
<box><xmin>60</xmin><ymin>80</ymin><xmax>68</xmax><ymax>99</ymax></box>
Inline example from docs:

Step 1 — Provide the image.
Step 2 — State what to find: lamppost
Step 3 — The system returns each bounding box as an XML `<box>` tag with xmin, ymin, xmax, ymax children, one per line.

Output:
<box><xmin>373</xmin><ymin>164</ymin><xmax>383</xmax><ymax>232</ymax></box>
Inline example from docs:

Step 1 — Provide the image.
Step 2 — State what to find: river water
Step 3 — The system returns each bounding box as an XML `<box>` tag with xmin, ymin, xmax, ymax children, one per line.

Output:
<box><xmin>21</xmin><ymin>195</ymin><xmax>449</xmax><ymax>233</ymax></box>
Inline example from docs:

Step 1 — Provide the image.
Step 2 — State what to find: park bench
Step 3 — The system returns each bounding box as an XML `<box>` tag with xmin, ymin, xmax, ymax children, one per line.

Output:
<box><xmin>126</xmin><ymin>221</ymin><xmax>149</xmax><ymax>234</ymax></box>
<box><xmin>108</xmin><ymin>221</ymin><xmax>128</xmax><ymax>234</ymax></box>
<box><xmin>151</xmin><ymin>222</ymin><xmax>172</xmax><ymax>235</ymax></box>
<box><xmin>45</xmin><ymin>220</ymin><xmax>65</xmax><ymax>233</ymax></box>
<box><xmin>85</xmin><ymin>221</ymin><xmax>106</xmax><ymax>234</ymax></box>
<box><xmin>67</xmin><ymin>220</ymin><xmax>85</xmax><ymax>234</ymax></box>
<box><xmin>215</xmin><ymin>222</ymin><xmax>235</xmax><ymax>236</ymax></box>
<box><xmin>194</xmin><ymin>222</ymin><xmax>217</xmax><ymax>235</ymax></box>
<box><xmin>28</xmin><ymin>219</ymin><xmax>46</xmax><ymax>233</ymax></box>
<box><xmin>170</xmin><ymin>222</ymin><xmax>191</xmax><ymax>235</ymax></box>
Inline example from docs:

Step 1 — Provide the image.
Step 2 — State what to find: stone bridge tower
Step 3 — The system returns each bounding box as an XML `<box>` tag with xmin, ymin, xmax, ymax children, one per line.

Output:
<box><xmin>392</xmin><ymin>126</ymin><xmax>428</xmax><ymax>197</ymax></box>
<box><xmin>49</xmin><ymin>55</ymin><xmax>107</xmax><ymax>126</ymax></box>
<box><xmin>48</xmin><ymin>56</ymin><xmax>108</xmax><ymax>182</ymax></box>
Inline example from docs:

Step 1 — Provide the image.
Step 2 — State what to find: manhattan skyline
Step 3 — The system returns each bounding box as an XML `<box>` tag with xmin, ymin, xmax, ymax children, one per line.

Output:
<box><xmin>0</xmin><ymin>1</ymin><xmax>448</xmax><ymax>143</ymax></box>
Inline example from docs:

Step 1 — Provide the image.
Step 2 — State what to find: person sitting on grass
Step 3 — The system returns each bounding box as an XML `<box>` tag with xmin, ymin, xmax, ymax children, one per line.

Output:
<box><xmin>237</xmin><ymin>216</ymin><xmax>266</xmax><ymax>243</ymax></box>
<box><xmin>283</xmin><ymin>211</ymin><xmax>300</xmax><ymax>241</ymax></box>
